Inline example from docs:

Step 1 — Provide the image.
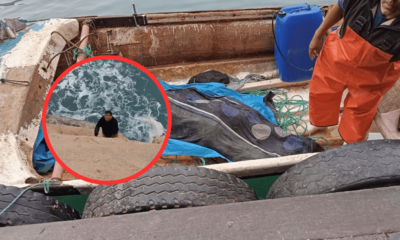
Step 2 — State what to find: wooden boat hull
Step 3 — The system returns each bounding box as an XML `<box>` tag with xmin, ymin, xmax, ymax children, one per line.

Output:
<box><xmin>0</xmin><ymin>5</ymin><xmax>398</xmax><ymax>194</ymax></box>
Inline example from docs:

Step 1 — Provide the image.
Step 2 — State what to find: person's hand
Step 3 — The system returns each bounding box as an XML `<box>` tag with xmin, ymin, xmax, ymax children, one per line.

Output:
<box><xmin>309</xmin><ymin>35</ymin><xmax>323</xmax><ymax>60</ymax></box>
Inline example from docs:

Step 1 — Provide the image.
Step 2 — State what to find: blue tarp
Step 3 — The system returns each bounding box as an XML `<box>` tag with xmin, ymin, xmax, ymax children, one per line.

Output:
<box><xmin>2</xmin><ymin>21</ymin><xmax>55</xmax><ymax>173</ymax></box>
<box><xmin>158</xmin><ymin>79</ymin><xmax>277</xmax><ymax>124</ymax></box>
<box><xmin>159</xmin><ymin>79</ymin><xmax>276</xmax><ymax>162</ymax></box>
<box><xmin>165</xmin><ymin>139</ymin><xmax>230</xmax><ymax>162</ymax></box>
<box><xmin>32</xmin><ymin>79</ymin><xmax>276</xmax><ymax>166</ymax></box>
<box><xmin>33</xmin><ymin>124</ymin><xmax>55</xmax><ymax>173</ymax></box>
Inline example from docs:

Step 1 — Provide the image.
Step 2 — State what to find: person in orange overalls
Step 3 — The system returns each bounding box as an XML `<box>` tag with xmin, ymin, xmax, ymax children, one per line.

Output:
<box><xmin>308</xmin><ymin>0</ymin><xmax>400</xmax><ymax>144</ymax></box>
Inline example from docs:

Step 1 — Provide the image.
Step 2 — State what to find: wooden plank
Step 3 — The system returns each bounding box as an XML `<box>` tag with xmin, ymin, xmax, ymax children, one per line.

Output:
<box><xmin>378</xmin><ymin>78</ymin><xmax>400</xmax><ymax>113</ymax></box>
<box><xmin>146</xmin><ymin>9</ymin><xmax>278</xmax><ymax>24</ymax></box>
<box><xmin>203</xmin><ymin>153</ymin><xmax>316</xmax><ymax>177</ymax></box>
<box><xmin>2</xmin><ymin>186</ymin><xmax>400</xmax><ymax>240</ymax></box>
<box><xmin>369</xmin><ymin>120</ymin><xmax>381</xmax><ymax>133</ymax></box>
<box><xmin>238</xmin><ymin>78</ymin><xmax>311</xmax><ymax>91</ymax></box>
<box><xmin>146</xmin><ymin>6</ymin><xmax>328</xmax><ymax>24</ymax></box>
<box><xmin>374</xmin><ymin>109</ymin><xmax>400</xmax><ymax>140</ymax></box>
<box><xmin>148</xmin><ymin>56</ymin><xmax>276</xmax><ymax>82</ymax></box>
<box><xmin>15</xmin><ymin>179</ymin><xmax>98</xmax><ymax>196</ymax></box>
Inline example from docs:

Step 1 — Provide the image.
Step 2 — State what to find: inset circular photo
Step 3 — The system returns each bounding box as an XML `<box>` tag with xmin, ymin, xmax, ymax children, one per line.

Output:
<box><xmin>43</xmin><ymin>56</ymin><xmax>171</xmax><ymax>184</ymax></box>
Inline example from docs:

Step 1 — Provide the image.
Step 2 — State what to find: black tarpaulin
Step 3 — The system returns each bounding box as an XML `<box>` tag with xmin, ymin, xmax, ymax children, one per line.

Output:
<box><xmin>167</xmin><ymin>88</ymin><xmax>320</xmax><ymax>162</ymax></box>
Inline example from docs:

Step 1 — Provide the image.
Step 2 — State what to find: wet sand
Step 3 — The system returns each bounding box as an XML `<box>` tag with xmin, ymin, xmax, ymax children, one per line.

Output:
<box><xmin>47</xmin><ymin>124</ymin><xmax>164</xmax><ymax>181</ymax></box>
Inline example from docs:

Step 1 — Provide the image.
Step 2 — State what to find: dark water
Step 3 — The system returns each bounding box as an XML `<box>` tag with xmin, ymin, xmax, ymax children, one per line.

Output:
<box><xmin>47</xmin><ymin>59</ymin><xmax>168</xmax><ymax>142</ymax></box>
<box><xmin>1</xmin><ymin>0</ymin><xmax>336</xmax><ymax>21</ymax></box>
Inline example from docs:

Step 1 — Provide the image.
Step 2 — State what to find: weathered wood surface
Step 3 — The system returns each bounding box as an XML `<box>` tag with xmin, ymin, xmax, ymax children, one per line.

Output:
<box><xmin>1</xmin><ymin>186</ymin><xmax>399</xmax><ymax>240</ymax></box>
<box><xmin>0</xmin><ymin>19</ymin><xmax>79</xmax><ymax>185</ymax></box>
<box><xmin>203</xmin><ymin>153</ymin><xmax>317</xmax><ymax>177</ymax></box>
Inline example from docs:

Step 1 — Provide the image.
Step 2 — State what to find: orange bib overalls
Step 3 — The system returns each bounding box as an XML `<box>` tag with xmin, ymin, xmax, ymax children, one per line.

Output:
<box><xmin>309</xmin><ymin>27</ymin><xmax>400</xmax><ymax>143</ymax></box>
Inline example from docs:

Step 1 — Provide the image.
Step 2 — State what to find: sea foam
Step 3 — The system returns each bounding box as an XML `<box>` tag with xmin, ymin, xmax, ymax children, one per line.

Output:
<box><xmin>47</xmin><ymin>60</ymin><xmax>167</xmax><ymax>142</ymax></box>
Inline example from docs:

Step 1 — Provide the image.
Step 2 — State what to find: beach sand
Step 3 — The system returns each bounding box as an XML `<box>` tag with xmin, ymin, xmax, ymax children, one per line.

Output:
<box><xmin>47</xmin><ymin>124</ymin><xmax>165</xmax><ymax>181</ymax></box>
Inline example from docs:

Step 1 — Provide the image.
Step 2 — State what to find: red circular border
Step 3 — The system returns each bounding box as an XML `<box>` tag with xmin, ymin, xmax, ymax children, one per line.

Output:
<box><xmin>42</xmin><ymin>56</ymin><xmax>172</xmax><ymax>185</ymax></box>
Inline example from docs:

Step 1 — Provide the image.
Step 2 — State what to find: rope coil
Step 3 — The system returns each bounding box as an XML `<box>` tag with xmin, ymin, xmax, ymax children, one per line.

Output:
<box><xmin>73</xmin><ymin>44</ymin><xmax>93</xmax><ymax>60</ymax></box>
<box><xmin>46</xmin><ymin>30</ymin><xmax>99</xmax><ymax>69</ymax></box>
<box><xmin>242</xmin><ymin>89</ymin><xmax>330</xmax><ymax>149</ymax></box>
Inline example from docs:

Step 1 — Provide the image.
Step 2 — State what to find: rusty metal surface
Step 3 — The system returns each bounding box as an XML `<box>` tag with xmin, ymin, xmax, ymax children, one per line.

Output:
<box><xmin>70</xmin><ymin>8</ymin><xmax>295</xmax><ymax>69</ymax></box>
<box><xmin>1</xmin><ymin>186</ymin><xmax>400</xmax><ymax>239</ymax></box>
<box><xmin>92</xmin><ymin>20</ymin><xmax>276</xmax><ymax>68</ymax></box>
<box><xmin>58</xmin><ymin>7</ymin><xmax>329</xmax><ymax>81</ymax></box>
<box><xmin>82</xmin><ymin>15</ymin><xmax>147</xmax><ymax>28</ymax></box>
<box><xmin>66</xmin><ymin>6</ymin><xmax>329</xmax><ymax>70</ymax></box>
<box><xmin>74</xmin><ymin>7</ymin><xmax>327</xmax><ymax>25</ymax></box>
<box><xmin>146</xmin><ymin>8</ymin><xmax>279</xmax><ymax>24</ymax></box>
<box><xmin>58</xmin><ymin>6</ymin><xmax>328</xmax><ymax>82</ymax></box>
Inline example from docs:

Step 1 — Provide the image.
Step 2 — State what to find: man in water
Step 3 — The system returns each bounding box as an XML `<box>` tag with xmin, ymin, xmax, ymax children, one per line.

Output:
<box><xmin>94</xmin><ymin>111</ymin><xmax>119</xmax><ymax>138</ymax></box>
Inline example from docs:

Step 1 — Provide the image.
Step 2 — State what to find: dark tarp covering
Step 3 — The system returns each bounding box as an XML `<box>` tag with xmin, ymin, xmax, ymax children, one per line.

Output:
<box><xmin>187</xmin><ymin>70</ymin><xmax>231</xmax><ymax>85</ymax></box>
<box><xmin>167</xmin><ymin>88</ymin><xmax>320</xmax><ymax>161</ymax></box>
<box><xmin>186</xmin><ymin>70</ymin><xmax>278</xmax><ymax>91</ymax></box>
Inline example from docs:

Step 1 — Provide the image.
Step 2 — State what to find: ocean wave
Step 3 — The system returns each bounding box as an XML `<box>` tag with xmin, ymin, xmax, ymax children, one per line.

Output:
<box><xmin>47</xmin><ymin>59</ymin><xmax>167</xmax><ymax>142</ymax></box>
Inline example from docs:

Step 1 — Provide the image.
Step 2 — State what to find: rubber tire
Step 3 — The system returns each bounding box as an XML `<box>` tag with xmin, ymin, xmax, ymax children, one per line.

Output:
<box><xmin>82</xmin><ymin>166</ymin><xmax>258</xmax><ymax>218</ymax></box>
<box><xmin>0</xmin><ymin>185</ymin><xmax>81</xmax><ymax>226</ymax></box>
<box><xmin>266</xmin><ymin>140</ymin><xmax>400</xmax><ymax>199</ymax></box>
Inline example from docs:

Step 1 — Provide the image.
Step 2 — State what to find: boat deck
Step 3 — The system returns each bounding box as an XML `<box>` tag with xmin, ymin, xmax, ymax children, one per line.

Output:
<box><xmin>1</xmin><ymin>186</ymin><xmax>399</xmax><ymax>239</ymax></box>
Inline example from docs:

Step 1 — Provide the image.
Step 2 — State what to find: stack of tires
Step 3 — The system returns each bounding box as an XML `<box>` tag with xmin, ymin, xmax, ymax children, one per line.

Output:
<box><xmin>0</xmin><ymin>185</ymin><xmax>80</xmax><ymax>226</ymax></box>
<box><xmin>82</xmin><ymin>166</ymin><xmax>258</xmax><ymax>218</ymax></box>
<box><xmin>266</xmin><ymin>140</ymin><xmax>400</xmax><ymax>199</ymax></box>
<box><xmin>2</xmin><ymin>140</ymin><xmax>399</xmax><ymax>225</ymax></box>
<box><xmin>82</xmin><ymin>140</ymin><xmax>400</xmax><ymax>219</ymax></box>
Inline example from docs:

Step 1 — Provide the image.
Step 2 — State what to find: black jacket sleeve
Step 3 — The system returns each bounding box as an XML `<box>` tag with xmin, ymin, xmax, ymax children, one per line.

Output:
<box><xmin>111</xmin><ymin>118</ymin><xmax>119</xmax><ymax>136</ymax></box>
<box><xmin>94</xmin><ymin>117</ymin><xmax>103</xmax><ymax>136</ymax></box>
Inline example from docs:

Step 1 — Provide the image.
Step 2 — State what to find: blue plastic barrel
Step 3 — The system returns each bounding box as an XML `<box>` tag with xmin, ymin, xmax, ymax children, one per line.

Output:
<box><xmin>274</xmin><ymin>4</ymin><xmax>323</xmax><ymax>82</ymax></box>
